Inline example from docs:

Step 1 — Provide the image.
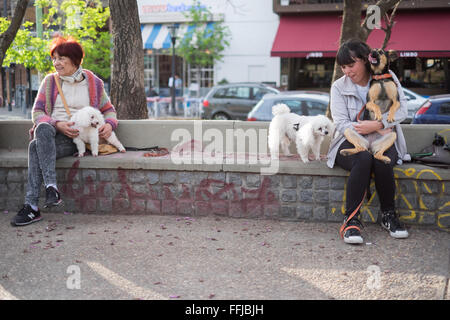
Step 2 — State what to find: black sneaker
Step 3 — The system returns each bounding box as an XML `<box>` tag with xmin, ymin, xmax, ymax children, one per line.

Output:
<box><xmin>44</xmin><ymin>186</ymin><xmax>63</xmax><ymax>208</ymax></box>
<box><xmin>381</xmin><ymin>210</ymin><xmax>409</xmax><ymax>239</ymax></box>
<box><xmin>342</xmin><ymin>217</ymin><xmax>364</xmax><ymax>244</ymax></box>
<box><xmin>11</xmin><ymin>204</ymin><xmax>42</xmax><ymax>227</ymax></box>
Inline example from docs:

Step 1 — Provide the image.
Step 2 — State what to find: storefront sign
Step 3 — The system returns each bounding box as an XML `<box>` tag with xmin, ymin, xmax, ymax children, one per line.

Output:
<box><xmin>306</xmin><ymin>52</ymin><xmax>323</xmax><ymax>59</ymax></box>
<box><xmin>138</xmin><ymin>0</ymin><xmax>224</xmax><ymax>23</ymax></box>
<box><xmin>400</xmin><ymin>51</ymin><xmax>418</xmax><ymax>58</ymax></box>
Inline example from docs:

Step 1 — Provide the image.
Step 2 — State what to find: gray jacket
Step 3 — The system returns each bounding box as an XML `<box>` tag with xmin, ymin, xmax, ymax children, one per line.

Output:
<box><xmin>326</xmin><ymin>71</ymin><xmax>409</xmax><ymax>168</ymax></box>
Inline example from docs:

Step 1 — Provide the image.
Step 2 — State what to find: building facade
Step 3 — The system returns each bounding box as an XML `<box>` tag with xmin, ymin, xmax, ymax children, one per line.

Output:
<box><xmin>137</xmin><ymin>0</ymin><xmax>281</xmax><ymax>97</ymax></box>
<box><xmin>270</xmin><ymin>0</ymin><xmax>450</xmax><ymax>96</ymax></box>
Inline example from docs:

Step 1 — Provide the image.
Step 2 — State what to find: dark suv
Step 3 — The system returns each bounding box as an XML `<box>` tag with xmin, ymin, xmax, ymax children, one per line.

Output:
<box><xmin>201</xmin><ymin>83</ymin><xmax>280</xmax><ymax>120</ymax></box>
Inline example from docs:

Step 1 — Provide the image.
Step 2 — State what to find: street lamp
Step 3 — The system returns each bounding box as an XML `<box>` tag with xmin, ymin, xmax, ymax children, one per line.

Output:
<box><xmin>168</xmin><ymin>24</ymin><xmax>179</xmax><ymax>116</ymax></box>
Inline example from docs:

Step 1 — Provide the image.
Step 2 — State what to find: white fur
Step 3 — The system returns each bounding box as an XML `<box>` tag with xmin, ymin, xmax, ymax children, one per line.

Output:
<box><xmin>268</xmin><ymin>104</ymin><xmax>335</xmax><ymax>163</ymax></box>
<box><xmin>70</xmin><ymin>106</ymin><xmax>125</xmax><ymax>157</ymax></box>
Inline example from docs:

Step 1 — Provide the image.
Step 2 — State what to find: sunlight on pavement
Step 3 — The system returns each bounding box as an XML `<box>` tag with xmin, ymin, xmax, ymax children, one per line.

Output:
<box><xmin>0</xmin><ymin>284</ymin><xmax>18</xmax><ymax>300</ymax></box>
<box><xmin>85</xmin><ymin>261</ymin><xmax>167</xmax><ymax>300</ymax></box>
<box><xmin>281</xmin><ymin>267</ymin><xmax>446</xmax><ymax>300</ymax></box>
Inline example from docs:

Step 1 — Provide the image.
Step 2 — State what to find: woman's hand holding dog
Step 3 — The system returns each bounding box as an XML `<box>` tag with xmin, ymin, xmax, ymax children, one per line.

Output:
<box><xmin>98</xmin><ymin>123</ymin><xmax>112</xmax><ymax>139</ymax></box>
<box><xmin>353</xmin><ymin>120</ymin><xmax>383</xmax><ymax>135</ymax></box>
<box><xmin>56</xmin><ymin>121</ymin><xmax>79</xmax><ymax>138</ymax></box>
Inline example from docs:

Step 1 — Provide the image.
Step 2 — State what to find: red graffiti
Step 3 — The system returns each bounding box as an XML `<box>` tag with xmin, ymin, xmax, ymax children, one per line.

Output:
<box><xmin>61</xmin><ymin>160</ymin><xmax>279</xmax><ymax>216</ymax></box>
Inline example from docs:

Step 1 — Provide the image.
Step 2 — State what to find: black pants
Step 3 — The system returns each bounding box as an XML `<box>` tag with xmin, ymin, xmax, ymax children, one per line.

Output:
<box><xmin>335</xmin><ymin>140</ymin><xmax>398</xmax><ymax>218</ymax></box>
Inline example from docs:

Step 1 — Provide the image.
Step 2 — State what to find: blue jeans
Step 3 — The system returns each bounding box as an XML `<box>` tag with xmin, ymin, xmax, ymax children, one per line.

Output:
<box><xmin>25</xmin><ymin>122</ymin><xmax>77</xmax><ymax>207</ymax></box>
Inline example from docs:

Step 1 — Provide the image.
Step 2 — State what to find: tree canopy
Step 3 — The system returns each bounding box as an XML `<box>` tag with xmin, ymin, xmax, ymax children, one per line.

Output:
<box><xmin>1</xmin><ymin>0</ymin><xmax>111</xmax><ymax>79</ymax></box>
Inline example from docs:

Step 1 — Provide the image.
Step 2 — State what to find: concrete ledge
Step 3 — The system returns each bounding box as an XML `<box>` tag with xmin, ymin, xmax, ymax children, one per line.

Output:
<box><xmin>1</xmin><ymin>120</ymin><xmax>450</xmax><ymax>231</ymax></box>
<box><xmin>3</xmin><ymin>119</ymin><xmax>450</xmax><ymax>154</ymax></box>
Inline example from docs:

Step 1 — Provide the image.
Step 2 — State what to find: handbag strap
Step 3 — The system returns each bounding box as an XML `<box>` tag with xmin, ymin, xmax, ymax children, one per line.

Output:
<box><xmin>54</xmin><ymin>74</ymin><xmax>72</xmax><ymax>117</ymax></box>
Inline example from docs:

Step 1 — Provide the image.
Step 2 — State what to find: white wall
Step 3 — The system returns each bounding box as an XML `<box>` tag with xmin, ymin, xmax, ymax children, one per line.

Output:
<box><xmin>137</xmin><ymin>0</ymin><xmax>281</xmax><ymax>87</ymax></box>
<box><xmin>215</xmin><ymin>0</ymin><xmax>280</xmax><ymax>86</ymax></box>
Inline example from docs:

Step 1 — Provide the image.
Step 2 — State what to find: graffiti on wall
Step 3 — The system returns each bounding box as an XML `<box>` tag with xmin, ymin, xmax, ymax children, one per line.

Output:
<box><xmin>331</xmin><ymin>166</ymin><xmax>449</xmax><ymax>231</ymax></box>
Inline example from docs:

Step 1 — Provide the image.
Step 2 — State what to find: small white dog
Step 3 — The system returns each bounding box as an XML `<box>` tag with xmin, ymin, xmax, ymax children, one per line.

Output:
<box><xmin>70</xmin><ymin>106</ymin><xmax>125</xmax><ymax>157</ymax></box>
<box><xmin>268</xmin><ymin>103</ymin><xmax>334</xmax><ymax>163</ymax></box>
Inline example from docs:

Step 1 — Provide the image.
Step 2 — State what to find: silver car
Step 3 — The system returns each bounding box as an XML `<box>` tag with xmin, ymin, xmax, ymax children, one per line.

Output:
<box><xmin>247</xmin><ymin>91</ymin><xmax>330</xmax><ymax>121</ymax></box>
<box><xmin>201</xmin><ymin>83</ymin><xmax>280</xmax><ymax>120</ymax></box>
<box><xmin>402</xmin><ymin>88</ymin><xmax>429</xmax><ymax>123</ymax></box>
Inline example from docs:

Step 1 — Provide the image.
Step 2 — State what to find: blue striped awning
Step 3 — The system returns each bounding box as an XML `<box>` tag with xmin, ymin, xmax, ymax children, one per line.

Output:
<box><xmin>141</xmin><ymin>22</ymin><xmax>215</xmax><ymax>50</ymax></box>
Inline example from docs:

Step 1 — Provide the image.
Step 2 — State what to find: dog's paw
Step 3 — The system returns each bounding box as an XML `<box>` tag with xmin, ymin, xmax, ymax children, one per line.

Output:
<box><xmin>387</xmin><ymin>114</ymin><xmax>396</xmax><ymax>122</ymax></box>
<box><xmin>300</xmin><ymin>156</ymin><xmax>310</xmax><ymax>163</ymax></box>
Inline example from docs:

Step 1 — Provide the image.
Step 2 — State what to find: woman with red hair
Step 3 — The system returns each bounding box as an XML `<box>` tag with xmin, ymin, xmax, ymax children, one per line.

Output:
<box><xmin>11</xmin><ymin>36</ymin><xmax>120</xmax><ymax>227</ymax></box>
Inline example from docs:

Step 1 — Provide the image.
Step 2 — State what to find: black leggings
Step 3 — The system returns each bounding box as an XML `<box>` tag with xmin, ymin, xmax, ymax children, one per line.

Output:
<box><xmin>335</xmin><ymin>140</ymin><xmax>398</xmax><ymax>217</ymax></box>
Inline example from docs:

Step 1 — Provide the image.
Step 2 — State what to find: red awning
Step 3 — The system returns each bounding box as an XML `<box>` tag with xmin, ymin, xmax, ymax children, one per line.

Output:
<box><xmin>271</xmin><ymin>12</ymin><xmax>450</xmax><ymax>58</ymax></box>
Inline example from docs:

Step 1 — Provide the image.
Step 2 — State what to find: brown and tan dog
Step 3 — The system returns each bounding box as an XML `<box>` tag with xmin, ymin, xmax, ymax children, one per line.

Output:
<box><xmin>340</xmin><ymin>49</ymin><xmax>400</xmax><ymax>164</ymax></box>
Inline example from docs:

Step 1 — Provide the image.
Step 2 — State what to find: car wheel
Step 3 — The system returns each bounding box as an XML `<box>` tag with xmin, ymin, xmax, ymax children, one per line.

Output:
<box><xmin>212</xmin><ymin>112</ymin><xmax>230</xmax><ymax>120</ymax></box>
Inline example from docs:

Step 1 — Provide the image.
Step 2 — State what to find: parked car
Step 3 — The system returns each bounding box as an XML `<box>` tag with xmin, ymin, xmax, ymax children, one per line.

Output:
<box><xmin>412</xmin><ymin>94</ymin><xmax>450</xmax><ymax>124</ymax></box>
<box><xmin>401</xmin><ymin>88</ymin><xmax>429</xmax><ymax>123</ymax></box>
<box><xmin>247</xmin><ymin>91</ymin><xmax>330</xmax><ymax>121</ymax></box>
<box><xmin>201</xmin><ymin>83</ymin><xmax>280</xmax><ymax>120</ymax></box>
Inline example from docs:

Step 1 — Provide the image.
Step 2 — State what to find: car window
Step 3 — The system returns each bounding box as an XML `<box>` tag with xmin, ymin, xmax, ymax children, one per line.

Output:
<box><xmin>404</xmin><ymin>91</ymin><xmax>415</xmax><ymax>100</ymax></box>
<box><xmin>253</xmin><ymin>88</ymin><xmax>272</xmax><ymax>100</ymax></box>
<box><xmin>223</xmin><ymin>86</ymin><xmax>251</xmax><ymax>99</ymax></box>
<box><xmin>212</xmin><ymin>88</ymin><xmax>227</xmax><ymax>98</ymax></box>
<box><xmin>304</xmin><ymin>100</ymin><xmax>327</xmax><ymax>116</ymax></box>
<box><xmin>438</xmin><ymin>102</ymin><xmax>450</xmax><ymax>115</ymax></box>
<box><xmin>279</xmin><ymin>100</ymin><xmax>304</xmax><ymax>114</ymax></box>
<box><xmin>279</xmin><ymin>99</ymin><xmax>327</xmax><ymax>116</ymax></box>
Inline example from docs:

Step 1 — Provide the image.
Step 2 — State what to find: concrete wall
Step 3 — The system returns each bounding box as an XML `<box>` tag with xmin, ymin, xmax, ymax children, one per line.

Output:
<box><xmin>1</xmin><ymin>120</ymin><xmax>449</xmax><ymax>231</ymax></box>
<box><xmin>216</xmin><ymin>0</ymin><xmax>280</xmax><ymax>85</ymax></box>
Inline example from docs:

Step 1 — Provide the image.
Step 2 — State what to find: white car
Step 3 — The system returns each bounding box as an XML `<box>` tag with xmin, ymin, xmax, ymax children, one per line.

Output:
<box><xmin>401</xmin><ymin>88</ymin><xmax>429</xmax><ymax>123</ymax></box>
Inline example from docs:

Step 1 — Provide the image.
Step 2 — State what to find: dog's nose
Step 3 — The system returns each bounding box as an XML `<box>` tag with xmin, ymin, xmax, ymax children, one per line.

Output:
<box><xmin>324</xmin><ymin>131</ymin><xmax>329</xmax><ymax>135</ymax></box>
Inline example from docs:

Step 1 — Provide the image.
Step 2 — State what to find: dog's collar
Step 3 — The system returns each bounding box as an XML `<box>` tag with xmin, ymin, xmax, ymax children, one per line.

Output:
<box><xmin>372</xmin><ymin>73</ymin><xmax>392</xmax><ymax>80</ymax></box>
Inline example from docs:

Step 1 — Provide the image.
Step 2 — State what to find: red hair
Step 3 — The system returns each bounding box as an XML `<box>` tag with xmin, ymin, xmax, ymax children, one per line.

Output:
<box><xmin>50</xmin><ymin>36</ymin><xmax>85</xmax><ymax>67</ymax></box>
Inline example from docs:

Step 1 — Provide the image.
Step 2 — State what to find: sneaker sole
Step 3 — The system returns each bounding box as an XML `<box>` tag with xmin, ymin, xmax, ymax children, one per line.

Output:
<box><xmin>44</xmin><ymin>199</ymin><xmax>63</xmax><ymax>209</ymax></box>
<box><xmin>390</xmin><ymin>230</ymin><xmax>409</xmax><ymax>239</ymax></box>
<box><xmin>381</xmin><ymin>224</ymin><xmax>409</xmax><ymax>239</ymax></box>
<box><xmin>11</xmin><ymin>216</ymin><xmax>43</xmax><ymax>227</ymax></box>
<box><xmin>344</xmin><ymin>236</ymin><xmax>364</xmax><ymax>244</ymax></box>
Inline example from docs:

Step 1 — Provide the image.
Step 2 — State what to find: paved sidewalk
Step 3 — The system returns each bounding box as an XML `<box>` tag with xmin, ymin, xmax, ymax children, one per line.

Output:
<box><xmin>0</xmin><ymin>106</ymin><xmax>30</xmax><ymax>120</ymax></box>
<box><xmin>0</xmin><ymin>211</ymin><xmax>448</xmax><ymax>300</ymax></box>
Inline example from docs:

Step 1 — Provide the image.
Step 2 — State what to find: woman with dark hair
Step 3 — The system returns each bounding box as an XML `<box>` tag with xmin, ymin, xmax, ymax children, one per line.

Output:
<box><xmin>11</xmin><ymin>36</ymin><xmax>119</xmax><ymax>226</ymax></box>
<box><xmin>327</xmin><ymin>39</ymin><xmax>409</xmax><ymax>244</ymax></box>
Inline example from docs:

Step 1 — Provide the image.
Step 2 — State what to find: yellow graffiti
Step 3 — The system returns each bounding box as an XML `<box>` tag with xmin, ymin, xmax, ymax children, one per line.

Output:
<box><xmin>331</xmin><ymin>167</ymin><xmax>450</xmax><ymax>232</ymax></box>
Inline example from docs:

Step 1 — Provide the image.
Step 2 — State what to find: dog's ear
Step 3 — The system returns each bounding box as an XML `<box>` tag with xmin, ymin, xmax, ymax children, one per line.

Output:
<box><xmin>387</xmin><ymin>50</ymin><xmax>398</xmax><ymax>62</ymax></box>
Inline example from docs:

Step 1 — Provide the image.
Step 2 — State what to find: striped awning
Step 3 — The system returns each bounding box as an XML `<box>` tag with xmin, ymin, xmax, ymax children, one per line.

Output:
<box><xmin>141</xmin><ymin>22</ymin><xmax>215</xmax><ymax>50</ymax></box>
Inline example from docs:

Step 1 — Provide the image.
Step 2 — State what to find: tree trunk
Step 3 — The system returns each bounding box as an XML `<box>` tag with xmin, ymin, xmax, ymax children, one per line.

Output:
<box><xmin>0</xmin><ymin>0</ymin><xmax>29</xmax><ymax>66</ymax></box>
<box><xmin>110</xmin><ymin>0</ymin><xmax>147</xmax><ymax>119</ymax></box>
<box><xmin>326</xmin><ymin>0</ymin><xmax>403</xmax><ymax>119</ymax></box>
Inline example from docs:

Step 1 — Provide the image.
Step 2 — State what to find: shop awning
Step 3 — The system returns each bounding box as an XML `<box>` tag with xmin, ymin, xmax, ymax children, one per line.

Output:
<box><xmin>271</xmin><ymin>12</ymin><xmax>450</xmax><ymax>58</ymax></box>
<box><xmin>141</xmin><ymin>22</ymin><xmax>215</xmax><ymax>50</ymax></box>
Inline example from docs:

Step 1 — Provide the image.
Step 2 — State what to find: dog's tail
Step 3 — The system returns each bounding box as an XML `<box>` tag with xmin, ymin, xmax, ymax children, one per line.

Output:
<box><xmin>272</xmin><ymin>103</ymin><xmax>291</xmax><ymax>116</ymax></box>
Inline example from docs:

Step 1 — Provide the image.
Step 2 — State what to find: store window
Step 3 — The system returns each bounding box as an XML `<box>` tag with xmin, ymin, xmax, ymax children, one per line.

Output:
<box><xmin>144</xmin><ymin>53</ymin><xmax>156</xmax><ymax>95</ymax></box>
<box><xmin>399</xmin><ymin>57</ymin><xmax>448</xmax><ymax>90</ymax></box>
<box><xmin>187</xmin><ymin>65</ymin><xmax>214</xmax><ymax>96</ymax></box>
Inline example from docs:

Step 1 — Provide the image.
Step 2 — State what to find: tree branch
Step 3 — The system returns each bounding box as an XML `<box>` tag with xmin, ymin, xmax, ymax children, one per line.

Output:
<box><xmin>0</xmin><ymin>0</ymin><xmax>30</xmax><ymax>65</ymax></box>
<box><xmin>359</xmin><ymin>0</ymin><xmax>403</xmax><ymax>41</ymax></box>
<box><xmin>381</xmin><ymin>0</ymin><xmax>402</xmax><ymax>49</ymax></box>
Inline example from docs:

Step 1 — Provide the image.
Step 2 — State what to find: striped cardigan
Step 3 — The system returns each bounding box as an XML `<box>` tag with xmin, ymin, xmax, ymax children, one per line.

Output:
<box><xmin>31</xmin><ymin>69</ymin><xmax>118</xmax><ymax>133</ymax></box>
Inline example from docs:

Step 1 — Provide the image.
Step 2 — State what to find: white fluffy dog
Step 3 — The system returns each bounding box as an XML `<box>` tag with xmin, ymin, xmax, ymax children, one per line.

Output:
<box><xmin>268</xmin><ymin>104</ymin><xmax>334</xmax><ymax>163</ymax></box>
<box><xmin>70</xmin><ymin>106</ymin><xmax>125</xmax><ymax>157</ymax></box>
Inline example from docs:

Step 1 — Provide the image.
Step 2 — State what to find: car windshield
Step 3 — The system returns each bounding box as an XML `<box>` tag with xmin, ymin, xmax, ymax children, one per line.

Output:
<box><xmin>279</xmin><ymin>99</ymin><xmax>328</xmax><ymax>116</ymax></box>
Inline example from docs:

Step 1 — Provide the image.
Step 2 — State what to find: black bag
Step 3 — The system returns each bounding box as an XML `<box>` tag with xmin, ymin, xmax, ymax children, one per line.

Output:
<box><xmin>411</xmin><ymin>133</ymin><xmax>450</xmax><ymax>168</ymax></box>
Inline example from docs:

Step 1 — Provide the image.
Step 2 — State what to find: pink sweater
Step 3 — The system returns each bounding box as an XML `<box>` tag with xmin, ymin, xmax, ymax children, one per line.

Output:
<box><xmin>32</xmin><ymin>69</ymin><xmax>118</xmax><ymax>131</ymax></box>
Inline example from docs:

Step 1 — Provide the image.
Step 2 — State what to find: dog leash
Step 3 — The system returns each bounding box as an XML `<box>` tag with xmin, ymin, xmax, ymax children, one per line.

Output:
<box><xmin>339</xmin><ymin>190</ymin><xmax>366</xmax><ymax>239</ymax></box>
<box><xmin>54</xmin><ymin>74</ymin><xmax>72</xmax><ymax>118</ymax></box>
